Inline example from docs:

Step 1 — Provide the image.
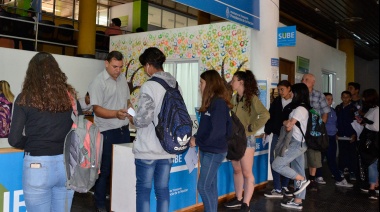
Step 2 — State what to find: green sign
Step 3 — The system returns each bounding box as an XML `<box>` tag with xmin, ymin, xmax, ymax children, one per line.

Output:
<box><xmin>297</xmin><ymin>56</ymin><xmax>310</xmax><ymax>74</ymax></box>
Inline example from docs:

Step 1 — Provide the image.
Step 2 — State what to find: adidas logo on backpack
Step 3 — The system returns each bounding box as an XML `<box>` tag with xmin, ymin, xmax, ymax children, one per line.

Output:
<box><xmin>149</xmin><ymin>77</ymin><xmax>192</xmax><ymax>154</ymax></box>
<box><xmin>64</xmin><ymin>94</ymin><xmax>103</xmax><ymax>193</ymax></box>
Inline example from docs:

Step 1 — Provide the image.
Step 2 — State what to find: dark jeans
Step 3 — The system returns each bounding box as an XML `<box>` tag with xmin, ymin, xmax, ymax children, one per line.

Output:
<box><xmin>338</xmin><ymin>139</ymin><xmax>358</xmax><ymax>176</ymax></box>
<box><xmin>94</xmin><ymin>126</ymin><xmax>130</xmax><ymax>209</ymax></box>
<box><xmin>324</xmin><ymin>135</ymin><xmax>344</xmax><ymax>181</ymax></box>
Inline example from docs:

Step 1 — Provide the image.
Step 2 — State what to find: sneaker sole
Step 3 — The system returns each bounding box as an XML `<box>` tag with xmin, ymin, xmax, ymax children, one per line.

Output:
<box><xmin>369</xmin><ymin>196</ymin><xmax>378</xmax><ymax>200</ymax></box>
<box><xmin>224</xmin><ymin>204</ymin><xmax>242</xmax><ymax>208</ymax></box>
<box><xmin>335</xmin><ymin>184</ymin><xmax>353</xmax><ymax>188</ymax></box>
<box><xmin>264</xmin><ymin>194</ymin><xmax>283</xmax><ymax>198</ymax></box>
<box><xmin>293</xmin><ymin>181</ymin><xmax>310</xmax><ymax>195</ymax></box>
<box><xmin>316</xmin><ymin>182</ymin><xmax>327</xmax><ymax>185</ymax></box>
<box><xmin>281</xmin><ymin>203</ymin><xmax>303</xmax><ymax>210</ymax></box>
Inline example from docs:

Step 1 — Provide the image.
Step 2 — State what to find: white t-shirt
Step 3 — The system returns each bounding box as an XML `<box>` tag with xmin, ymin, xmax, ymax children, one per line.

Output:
<box><xmin>289</xmin><ymin>106</ymin><xmax>309</xmax><ymax>142</ymax></box>
<box><xmin>364</xmin><ymin>106</ymin><xmax>379</xmax><ymax>132</ymax></box>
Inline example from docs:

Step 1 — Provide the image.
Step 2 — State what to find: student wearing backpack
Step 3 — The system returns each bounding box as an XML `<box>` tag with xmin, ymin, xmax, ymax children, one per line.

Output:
<box><xmin>224</xmin><ymin>70</ymin><xmax>269</xmax><ymax>211</ymax></box>
<box><xmin>0</xmin><ymin>80</ymin><xmax>14</xmax><ymax>138</ymax></box>
<box><xmin>189</xmin><ymin>70</ymin><xmax>232</xmax><ymax>212</ymax></box>
<box><xmin>302</xmin><ymin>74</ymin><xmax>331</xmax><ymax>190</ymax></box>
<box><xmin>126</xmin><ymin>47</ymin><xmax>179</xmax><ymax>212</ymax></box>
<box><xmin>264</xmin><ymin>80</ymin><xmax>294</xmax><ymax>198</ymax></box>
<box><xmin>88</xmin><ymin>51</ymin><xmax>131</xmax><ymax>212</ymax></box>
<box><xmin>272</xmin><ymin>83</ymin><xmax>311</xmax><ymax>210</ymax></box>
<box><xmin>8</xmin><ymin>52</ymin><xmax>83</xmax><ymax>212</ymax></box>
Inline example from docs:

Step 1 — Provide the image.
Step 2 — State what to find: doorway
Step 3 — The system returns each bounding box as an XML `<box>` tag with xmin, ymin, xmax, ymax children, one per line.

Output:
<box><xmin>279</xmin><ymin>58</ymin><xmax>295</xmax><ymax>85</ymax></box>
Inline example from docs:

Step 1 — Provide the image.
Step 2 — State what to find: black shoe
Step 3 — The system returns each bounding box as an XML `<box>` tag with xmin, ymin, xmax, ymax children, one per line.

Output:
<box><xmin>96</xmin><ymin>208</ymin><xmax>108</xmax><ymax>212</ymax></box>
<box><xmin>224</xmin><ymin>197</ymin><xmax>243</xmax><ymax>208</ymax></box>
<box><xmin>369</xmin><ymin>190</ymin><xmax>378</xmax><ymax>200</ymax></box>
<box><xmin>282</xmin><ymin>187</ymin><xmax>293</xmax><ymax>197</ymax></box>
<box><xmin>240</xmin><ymin>203</ymin><xmax>250</xmax><ymax>212</ymax></box>
<box><xmin>308</xmin><ymin>180</ymin><xmax>318</xmax><ymax>191</ymax></box>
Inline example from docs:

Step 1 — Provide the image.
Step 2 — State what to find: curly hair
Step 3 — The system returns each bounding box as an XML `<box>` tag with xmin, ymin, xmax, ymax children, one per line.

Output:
<box><xmin>0</xmin><ymin>80</ymin><xmax>14</xmax><ymax>103</ymax></box>
<box><xmin>18</xmin><ymin>52</ymin><xmax>76</xmax><ymax>112</ymax></box>
<box><xmin>199</xmin><ymin>70</ymin><xmax>233</xmax><ymax>112</ymax></box>
<box><xmin>233</xmin><ymin>70</ymin><xmax>259</xmax><ymax>114</ymax></box>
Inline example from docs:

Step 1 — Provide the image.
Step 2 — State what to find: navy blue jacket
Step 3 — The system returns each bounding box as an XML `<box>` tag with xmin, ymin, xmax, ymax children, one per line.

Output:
<box><xmin>196</xmin><ymin>98</ymin><xmax>232</xmax><ymax>154</ymax></box>
<box><xmin>264</xmin><ymin>96</ymin><xmax>294</xmax><ymax>136</ymax></box>
<box><xmin>335</xmin><ymin>102</ymin><xmax>357</xmax><ymax>137</ymax></box>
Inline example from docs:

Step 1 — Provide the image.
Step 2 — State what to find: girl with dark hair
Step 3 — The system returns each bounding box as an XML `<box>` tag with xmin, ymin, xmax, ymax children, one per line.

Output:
<box><xmin>189</xmin><ymin>70</ymin><xmax>232</xmax><ymax>212</ymax></box>
<box><xmin>272</xmin><ymin>83</ymin><xmax>311</xmax><ymax>210</ymax></box>
<box><xmin>264</xmin><ymin>80</ymin><xmax>294</xmax><ymax>198</ymax></box>
<box><xmin>356</xmin><ymin>89</ymin><xmax>379</xmax><ymax>200</ymax></box>
<box><xmin>224</xmin><ymin>70</ymin><xmax>269</xmax><ymax>211</ymax></box>
<box><xmin>8</xmin><ymin>52</ymin><xmax>82</xmax><ymax>212</ymax></box>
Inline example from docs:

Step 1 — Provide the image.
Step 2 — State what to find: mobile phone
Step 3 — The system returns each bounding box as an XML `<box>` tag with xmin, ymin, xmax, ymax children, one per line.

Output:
<box><xmin>354</xmin><ymin>111</ymin><xmax>360</xmax><ymax>117</ymax></box>
<box><xmin>30</xmin><ymin>163</ymin><xmax>41</xmax><ymax>168</ymax></box>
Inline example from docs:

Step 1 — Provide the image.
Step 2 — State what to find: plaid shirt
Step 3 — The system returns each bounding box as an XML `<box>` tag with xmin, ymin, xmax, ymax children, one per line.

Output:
<box><xmin>310</xmin><ymin>89</ymin><xmax>331</xmax><ymax>116</ymax></box>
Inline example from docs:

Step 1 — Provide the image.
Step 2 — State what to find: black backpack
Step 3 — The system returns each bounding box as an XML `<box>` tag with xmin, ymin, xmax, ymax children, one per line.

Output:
<box><xmin>226</xmin><ymin>111</ymin><xmax>247</xmax><ymax>160</ymax></box>
<box><xmin>149</xmin><ymin>77</ymin><xmax>193</xmax><ymax>154</ymax></box>
<box><xmin>296</xmin><ymin>107</ymin><xmax>329</xmax><ymax>152</ymax></box>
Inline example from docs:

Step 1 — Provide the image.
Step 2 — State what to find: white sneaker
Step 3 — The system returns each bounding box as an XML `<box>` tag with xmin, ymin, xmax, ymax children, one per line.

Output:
<box><xmin>335</xmin><ymin>179</ymin><xmax>353</xmax><ymax>188</ymax></box>
<box><xmin>315</xmin><ymin>177</ymin><xmax>327</xmax><ymax>185</ymax></box>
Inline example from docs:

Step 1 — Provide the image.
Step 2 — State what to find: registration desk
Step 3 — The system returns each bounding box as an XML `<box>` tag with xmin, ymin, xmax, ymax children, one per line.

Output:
<box><xmin>111</xmin><ymin>137</ymin><xmax>268</xmax><ymax>212</ymax></box>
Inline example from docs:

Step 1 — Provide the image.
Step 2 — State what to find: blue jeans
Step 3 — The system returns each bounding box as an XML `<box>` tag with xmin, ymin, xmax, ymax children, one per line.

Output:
<box><xmin>368</xmin><ymin>159</ymin><xmax>379</xmax><ymax>184</ymax></box>
<box><xmin>23</xmin><ymin>154</ymin><xmax>74</xmax><ymax>212</ymax></box>
<box><xmin>270</xmin><ymin>134</ymin><xmax>290</xmax><ymax>190</ymax></box>
<box><xmin>272</xmin><ymin>137</ymin><xmax>308</xmax><ymax>199</ymax></box>
<box><xmin>198</xmin><ymin>151</ymin><xmax>227</xmax><ymax>212</ymax></box>
<box><xmin>135</xmin><ymin>158</ymin><xmax>173</xmax><ymax>212</ymax></box>
<box><xmin>95</xmin><ymin>127</ymin><xmax>130</xmax><ymax>209</ymax></box>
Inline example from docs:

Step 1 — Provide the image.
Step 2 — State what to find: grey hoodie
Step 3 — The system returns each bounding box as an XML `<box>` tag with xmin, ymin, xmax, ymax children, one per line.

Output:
<box><xmin>132</xmin><ymin>71</ymin><xmax>178</xmax><ymax>159</ymax></box>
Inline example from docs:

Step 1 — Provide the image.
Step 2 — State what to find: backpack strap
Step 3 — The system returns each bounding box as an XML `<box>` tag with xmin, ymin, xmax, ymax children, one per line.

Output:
<box><xmin>149</xmin><ymin>76</ymin><xmax>178</xmax><ymax>90</ymax></box>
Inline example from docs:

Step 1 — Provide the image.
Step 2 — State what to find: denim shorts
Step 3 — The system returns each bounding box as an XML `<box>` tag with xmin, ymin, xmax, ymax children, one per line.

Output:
<box><xmin>246</xmin><ymin>135</ymin><xmax>256</xmax><ymax>148</ymax></box>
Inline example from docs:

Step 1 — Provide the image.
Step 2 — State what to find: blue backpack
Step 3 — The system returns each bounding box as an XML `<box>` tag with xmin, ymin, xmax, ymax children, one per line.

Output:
<box><xmin>149</xmin><ymin>77</ymin><xmax>193</xmax><ymax>154</ymax></box>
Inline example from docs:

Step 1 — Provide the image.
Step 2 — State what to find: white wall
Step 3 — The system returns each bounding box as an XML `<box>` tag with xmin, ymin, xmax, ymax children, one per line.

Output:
<box><xmin>278</xmin><ymin>24</ymin><xmax>347</xmax><ymax>100</ymax></box>
<box><xmin>355</xmin><ymin>57</ymin><xmax>379</xmax><ymax>93</ymax></box>
<box><xmin>109</xmin><ymin>3</ymin><xmax>134</xmax><ymax>32</ymax></box>
<box><xmin>0</xmin><ymin>47</ymin><xmax>104</xmax><ymax>148</ymax></box>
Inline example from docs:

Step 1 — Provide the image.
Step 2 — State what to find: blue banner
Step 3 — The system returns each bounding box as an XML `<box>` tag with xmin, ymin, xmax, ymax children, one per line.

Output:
<box><xmin>173</xmin><ymin>0</ymin><xmax>260</xmax><ymax>30</ymax></box>
<box><xmin>277</xmin><ymin>26</ymin><xmax>297</xmax><ymax>47</ymax></box>
<box><xmin>0</xmin><ymin>152</ymin><xmax>26</xmax><ymax>212</ymax></box>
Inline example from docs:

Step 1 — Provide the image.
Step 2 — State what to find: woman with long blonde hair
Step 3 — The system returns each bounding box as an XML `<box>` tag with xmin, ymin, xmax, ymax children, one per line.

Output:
<box><xmin>0</xmin><ymin>80</ymin><xmax>14</xmax><ymax>103</ymax></box>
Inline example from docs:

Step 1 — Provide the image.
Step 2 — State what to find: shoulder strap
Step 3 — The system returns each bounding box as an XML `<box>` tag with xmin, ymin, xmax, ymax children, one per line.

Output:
<box><xmin>149</xmin><ymin>77</ymin><xmax>178</xmax><ymax>90</ymax></box>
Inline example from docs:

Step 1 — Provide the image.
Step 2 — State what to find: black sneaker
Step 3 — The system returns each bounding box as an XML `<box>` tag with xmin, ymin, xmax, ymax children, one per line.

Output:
<box><xmin>224</xmin><ymin>197</ymin><xmax>243</xmax><ymax>208</ymax></box>
<box><xmin>240</xmin><ymin>203</ymin><xmax>250</xmax><ymax>212</ymax></box>
<box><xmin>264</xmin><ymin>189</ymin><xmax>283</xmax><ymax>198</ymax></box>
<box><xmin>369</xmin><ymin>190</ymin><xmax>378</xmax><ymax>200</ymax></box>
<box><xmin>282</xmin><ymin>187</ymin><xmax>293</xmax><ymax>197</ymax></box>
<box><xmin>308</xmin><ymin>180</ymin><xmax>318</xmax><ymax>191</ymax></box>
<box><xmin>281</xmin><ymin>198</ymin><xmax>303</xmax><ymax>210</ymax></box>
<box><xmin>293</xmin><ymin>179</ymin><xmax>310</xmax><ymax>195</ymax></box>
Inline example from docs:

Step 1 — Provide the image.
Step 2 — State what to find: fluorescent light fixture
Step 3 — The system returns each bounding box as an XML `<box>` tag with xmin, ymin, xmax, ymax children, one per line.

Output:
<box><xmin>353</xmin><ymin>33</ymin><xmax>361</xmax><ymax>40</ymax></box>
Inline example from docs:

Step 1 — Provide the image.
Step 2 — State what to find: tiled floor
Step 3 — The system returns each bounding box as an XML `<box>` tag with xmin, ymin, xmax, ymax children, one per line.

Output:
<box><xmin>71</xmin><ymin>163</ymin><xmax>379</xmax><ymax>212</ymax></box>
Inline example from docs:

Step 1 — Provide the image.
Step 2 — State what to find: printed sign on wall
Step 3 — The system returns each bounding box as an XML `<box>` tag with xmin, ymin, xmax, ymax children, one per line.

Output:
<box><xmin>277</xmin><ymin>26</ymin><xmax>296</xmax><ymax>47</ymax></box>
<box><xmin>173</xmin><ymin>0</ymin><xmax>260</xmax><ymax>30</ymax></box>
<box><xmin>297</xmin><ymin>56</ymin><xmax>310</xmax><ymax>74</ymax></box>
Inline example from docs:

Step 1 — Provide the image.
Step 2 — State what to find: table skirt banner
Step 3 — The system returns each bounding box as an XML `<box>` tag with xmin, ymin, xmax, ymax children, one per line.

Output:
<box><xmin>0</xmin><ymin>152</ymin><xmax>26</xmax><ymax>212</ymax></box>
